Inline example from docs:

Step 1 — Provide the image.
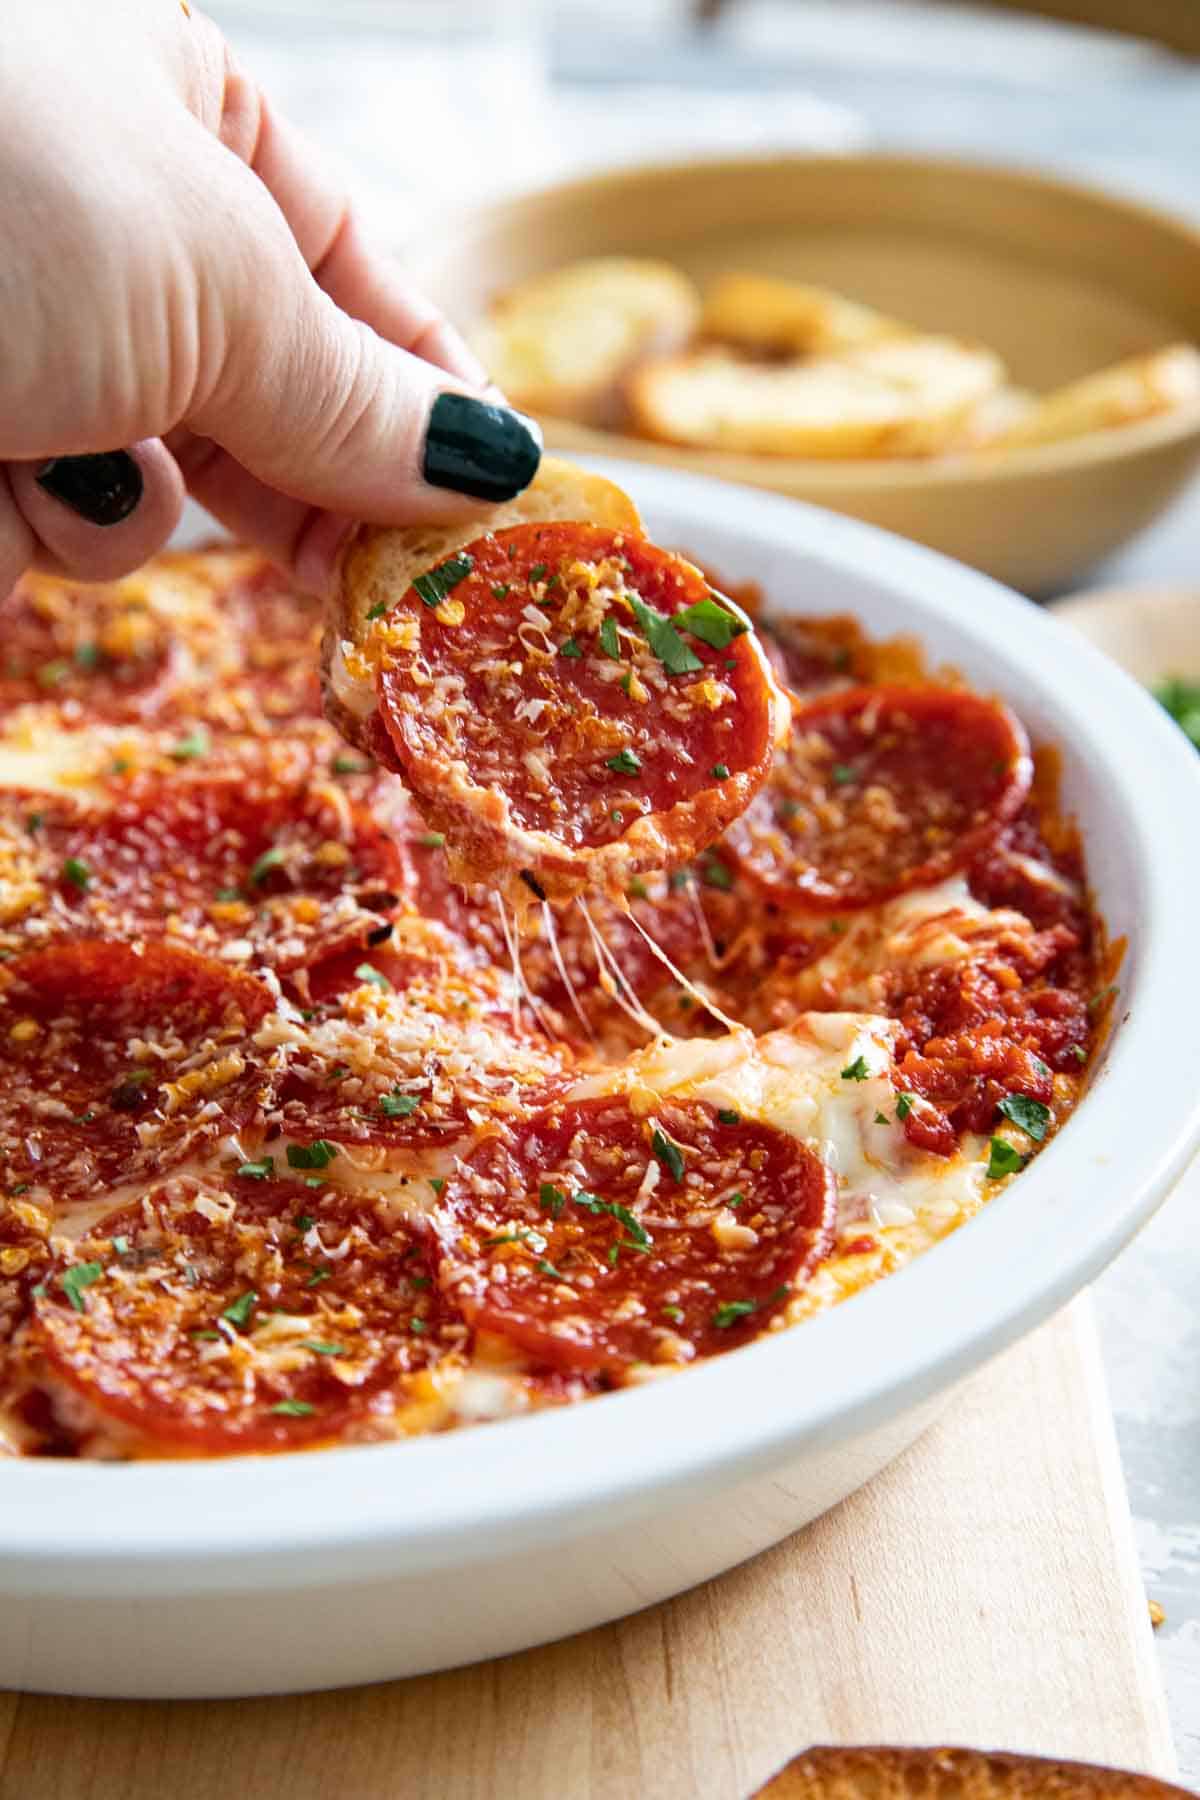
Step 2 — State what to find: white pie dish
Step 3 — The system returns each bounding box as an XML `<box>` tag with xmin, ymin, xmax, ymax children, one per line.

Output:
<box><xmin>4</xmin><ymin>459</ymin><xmax>1200</xmax><ymax>1699</ymax></box>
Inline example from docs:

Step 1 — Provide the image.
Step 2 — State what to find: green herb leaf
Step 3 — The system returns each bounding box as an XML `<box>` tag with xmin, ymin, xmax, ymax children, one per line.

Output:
<box><xmin>671</xmin><ymin>596</ymin><xmax>748</xmax><ymax>650</ymax></box>
<box><xmin>599</xmin><ymin>616</ymin><xmax>621</xmax><ymax>659</ymax></box>
<box><xmin>607</xmin><ymin>748</ymin><xmax>641</xmax><ymax>776</ymax></box>
<box><xmin>237</xmin><ymin>1157</ymin><xmax>274</xmax><ymax>1181</ymax></box>
<box><xmin>574</xmin><ymin>1190</ymin><xmax>651</xmax><ymax>1248</ymax></box>
<box><xmin>222</xmin><ymin>1289</ymin><xmax>258</xmax><ymax>1328</ymax></box>
<box><xmin>26</xmin><ymin>812</ymin><xmax>44</xmax><ymax>836</ymax></box>
<box><xmin>169</xmin><ymin>728</ymin><xmax>210</xmax><ymax>761</ymax></box>
<box><xmin>1153</xmin><ymin>676</ymin><xmax>1200</xmax><ymax>749</ymax></box>
<box><xmin>1088</xmin><ymin>985</ymin><xmax>1117</xmax><ymax>1014</ymax></box>
<box><xmin>409</xmin><ymin>1317</ymin><xmax>427</xmax><ymax>1334</ymax></box>
<box><xmin>713</xmin><ymin>1298</ymin><xmax>757</xmax><ymax>1329</ymax></box>
<box><xmin>270</xmin><ymin>1399</ymin><xmax>315</xmax><ymax>1416</ymax></box>
<box><xmin>986</xmin><ymin>1137</ymin><xmax>1027</xmax><ymax>1180</ymax></box>
<box><xmin>874</xmin><ymin>1110</ymin><xmax>891</xmax><ymax>1125</ymax></box>
<box><xmin>294</xmin><ymin>1215</ymin><xmax>314</xmax><ymax>1233</ymax></box>
<box><xmin>286</xmin><ymin>1140</ymin><xmax>339</xmax><ymax>1171</ymax></box>
<box><xmin>248</xmin><ymin>845</ymin><xmax>285</xmax><ymax>885</ymax></box>
<box><xmin>60</xmin><ymin>1262</ymin><xmax>104</xmax><ymax>1312</ymax></box>
<box><xmin>37</xmin><ymin>659</ymin><xmax>71</xmax><ymax>688</ymax></box>
<box><xmin>365</xmin><ymin>600</ymin><xmax>388</xmax><ymax>621</ymax></box>
<box><xmin>831</xmin><ymin>764</ymin><xmax>856</xmax><ymax>785</ymax></box>
<box><xmin>559</xmin><ymin>636</ymin><xmax>582</xmax><ymax>659</ymax></box>
<box><xmin>74</xmin><ymin>642</ymin><xmax>100</xmax><ymax>670</ymax></box>
<box><xmin>306</xmin><ymin>1267</ymin><xmax>332</xmax><ymax>1288</ymax></box>
<box><xmin>651</xmin><ymin>1128</ymin><xmax>685</xmax><ymax>1182</ymax></box>
<box><xmin>840</xmin><ymin>1055</ymin><xmax>870</xmax><ymax>1082</ymax></box>
<box><xmin>700</xmin><ymin>854</ymin><xmax>734</xmax><ymax>892</ymax></box>
<box><xmin>895</xmin><ymin>1093</ymin><xmax>915</xmax><ymax>1120</ymax></box>
<box><xmin>528</xmin><ymin>562</ymin><xmax>548</xmax><ymax>582</ymax></box>
<box><xmin>62</xmin><ymin>856</ymin><xmax>91</xmax><ymax>891</ymax></box>
<box><xmin>717</xmin><ymin>1108</ymin><xmax>740</xmax><ymax>1125</ymax></box>
<box><xmin>627</xmin><ymin>877</ymin><xmax>650</xmax><ymax>900</ymax></box>
<box><xmin>302</xmin><ymin>1341</ymin><xmax>343</xmax><ymax>1357</ymax></box>
<box><xmin>416</xmin><ymin>831</ymin><xmax>445</xmax><ymax>848</ymax></box>
<box><xmin>355</xmin><ymin>962</ymin><xmax>392</xmax><ymax>991</ymax></box>
<box><xmin>413</xmin><ymin>553</ymin><xmax>474</xmax><ymax>609</ymax></box>
<box><xmin>998</xmin><ymin>1094</ymin><xmax>1051</xmax><ymax>1142</ymax></box>
<box><xmin>536</xmin><ymin>1258</ymin><xmax>566</xmax><ymax>1281</ymax></box>
<box><xmin>332</xmin><ymin>754</ymin><xmax>369</xmax><ymax>775</ymax></box>
<box><xmin>191</xmin><ymin>1329</ymin><xmax>221</xmax><ymax>1341</ymax></box>
<box><xmin>627</xmin><ymin>594</ymin><xmax>703</xmax><ymax>676</ymax></box>
<box><xmin>379</xmin><ymin>1089</ymin><xmax>420</xmax><ymax>1118</ymax></box>
<box><xmin>540</xmin><ymin>1180</ymin><xmax>566</xmax><ymax>1217</ymax></box>
<box><xmin>429</xmin><ymin>1176</ymin><xmax>445</xmax><ymax>1195</ymax></box>
<box><xmin>491</xmin><ymin>584</ymin><xmax>511</xmax><ymax>601</ymax></box>
<box><xmin>662</xmin><ymin>1304</ymin><xmax>684</xmax><ymax>1322</ymax></box>
<box><xmin>214</xmin><ymin>886</ymin><xmax>243</xmax><ymax>903</ymax></box>
<box><xmin>711</xmin><ymin>763</ymin><xmax>730</xmax><ymax>780</ymax></box>
<box><xmin>726</xmin><ymin>1191</ymin><xmax>745</xmax><ymax>1209</ymax></box>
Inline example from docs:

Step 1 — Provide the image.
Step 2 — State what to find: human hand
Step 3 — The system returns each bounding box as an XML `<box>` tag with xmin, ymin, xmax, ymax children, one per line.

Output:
<box><xmin>0</xmin><ymin>0</ymin><xmax>540</xmax><ymax>597</ymax></box>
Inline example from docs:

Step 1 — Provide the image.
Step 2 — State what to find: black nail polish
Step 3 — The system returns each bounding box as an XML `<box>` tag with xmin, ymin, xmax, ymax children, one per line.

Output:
<box><xmin>35</xmin><ymin>452</ymin><xmax>143</xmax><ymax>527</ymax></box>
<box><xmin>423</xmin><ymin>394</ymin><xmax>542</xmax><ymax>502</ymax></box>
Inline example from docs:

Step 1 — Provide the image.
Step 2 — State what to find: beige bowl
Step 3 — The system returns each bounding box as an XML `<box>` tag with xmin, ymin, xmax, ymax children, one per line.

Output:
<box><xmin>1053</xmin><ymin>584</ymin><xmax>1200</xmax><ymax>685</ymax></box>
<box><xmin>405</xmin><ymin>154</ymin><xmax>1200</xmax><ymax>596</ymax></box>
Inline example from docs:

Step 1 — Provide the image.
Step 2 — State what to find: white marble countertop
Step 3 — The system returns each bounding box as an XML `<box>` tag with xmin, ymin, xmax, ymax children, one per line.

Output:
<box><xmin>208</xmin><ymin>2</ymin><xmax>1200</xmax><ymax>1776</ymax></box>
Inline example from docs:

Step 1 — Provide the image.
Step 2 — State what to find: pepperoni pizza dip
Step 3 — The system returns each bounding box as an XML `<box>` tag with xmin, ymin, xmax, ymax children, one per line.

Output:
<box><xmin>0</xmin><ymin>526</ymin><xmax>1106</xmax><ymax>1458</ymax></box>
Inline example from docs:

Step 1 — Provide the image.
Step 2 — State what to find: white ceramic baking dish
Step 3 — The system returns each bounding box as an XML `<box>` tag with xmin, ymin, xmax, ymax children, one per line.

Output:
<box><xmin>4</xmin><ymin>460</ymin><xmax>1200</xmax><ymax>1699</ymax></box>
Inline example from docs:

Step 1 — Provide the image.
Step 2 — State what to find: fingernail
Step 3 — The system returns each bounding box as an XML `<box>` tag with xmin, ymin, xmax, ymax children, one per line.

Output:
<box><xmin>423</xmin><ymin>394</ymin><xmax>542</xmax><ymax>502</ymax></box>
<box><xmin>35</xmin><ymin>452</ymin><xmax>143</xmax><ymax>526</ymax></box>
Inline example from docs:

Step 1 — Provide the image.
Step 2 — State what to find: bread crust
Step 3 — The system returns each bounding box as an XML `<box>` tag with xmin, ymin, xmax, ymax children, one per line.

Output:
<box><xmin>752</xmin><ymin>1745</ymin><xmax>1192</xmax><ymax>1799</ymax></box>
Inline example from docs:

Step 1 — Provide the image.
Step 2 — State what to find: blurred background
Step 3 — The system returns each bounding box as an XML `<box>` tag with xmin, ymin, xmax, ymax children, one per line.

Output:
<box><xmin>207</xmin><ymin>0</ymin><xmax>1199</xmax><ymax>1766</ymax></box>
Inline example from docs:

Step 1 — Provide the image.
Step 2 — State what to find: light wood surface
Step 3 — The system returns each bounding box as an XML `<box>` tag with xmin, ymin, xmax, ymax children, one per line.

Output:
<box><xmin>0</xmin><ymin>1299</ymin><xmax>1174</xmax><ymax>1800</ymax></box>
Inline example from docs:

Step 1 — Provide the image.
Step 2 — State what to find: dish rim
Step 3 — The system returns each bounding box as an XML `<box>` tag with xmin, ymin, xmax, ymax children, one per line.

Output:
<box><xmin>411</xmin><ymin>148</ymin><xmax>1200</xmax><ymax>486</ymax></box>
<box><xmin>6</xmin><ymin>458</ymin><xmax>1200</xmax><ymax>1596</ymax></box>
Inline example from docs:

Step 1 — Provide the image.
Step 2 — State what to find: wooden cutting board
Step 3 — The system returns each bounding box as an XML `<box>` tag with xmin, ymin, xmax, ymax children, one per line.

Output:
<box><xmin>0</xmin><ymin>1296</ymin><xmax>1175</xmax><ymax>1800</ymax></box>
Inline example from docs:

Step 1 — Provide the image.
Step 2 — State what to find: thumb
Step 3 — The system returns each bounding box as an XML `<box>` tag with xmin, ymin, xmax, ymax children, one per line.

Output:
<box><xmin>184</xmin><ymin>159</ymin><xmax>540</xmax><ymax>523</ymax></box>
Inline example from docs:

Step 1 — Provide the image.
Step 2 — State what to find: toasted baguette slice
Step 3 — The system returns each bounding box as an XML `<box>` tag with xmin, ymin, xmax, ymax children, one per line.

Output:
<box><xmin>753</xmin><ymin>1745</ymin><xmax>1191</xmax><ymax>1798</ymax></box>
<box><xmin>702</xmin><ymin>272</ymin><xmax>909</xmax><ymax>356</ymax></box>
<box><xmin>471</xmin><ymin>257</ymin><xmax>701</xmax><ymax>425</ymax></box>
<box><xmin>630</xmin><ymin>336</ymin><xmax>1005</xmax><ymax>459</ymax></box>
<box><xmin>986</xmin><ymin>345</ymin><xmax>1200</xmax><ymax>451</ymax></box>
<box><xmin>322</xmin><ymin>457</ymin><xmax>641</xmax><ymax>755</ymax></box>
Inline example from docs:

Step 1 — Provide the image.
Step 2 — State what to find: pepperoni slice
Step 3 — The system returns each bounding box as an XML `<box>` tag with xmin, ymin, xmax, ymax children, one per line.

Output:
<box><xmin>217</xmin><ymin>556</ymin><xmax>325</xmax><ymax>730</ymax></box>
<box><xmin>374</xmin><ymin>523</ymin><xmax>784</xmax><ymax>904</ymax></box>
<box><xmin>439</xmin><ymin>1094</ymin><xmax>836</xmax><ymax>1375</ymax></box>
<box><xmin>0</xmin><ymin>752</ymin><xmax>407</xmax><ymax>974</ymax></box>
<box><xmin>31</xmin><ymin>1178</ymin><xmax>456</xmax><ymax>1452</ymax></box>
<box><xmin>728</xmin><ymin>685</ymin><xmax>1031</xmax><ymax>912</ymax></box>
<box><xmin>0</xmin><ymin>570</ymin><xmax>177</xmax><ymax>722</ymax></box>
<box><xmin>0</xmin><ymin>942</ymin><xmax>271</xmax><ymax>1202</ymax></box>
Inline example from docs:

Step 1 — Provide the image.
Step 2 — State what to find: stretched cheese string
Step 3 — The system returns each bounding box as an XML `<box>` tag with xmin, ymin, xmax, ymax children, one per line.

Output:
<box><xmin>615</xmin><ymin>894</ymin><xmax>750</xmax><ymax>1039</ymax></box>
<box><xmin>492</xmin><ymin>892</ymin><xmax>558</xmax><ymax>1040</ymax></box>
<box><xmin>540</xmin><ymin>899</ymin><xmax>596</xmax><ymax>1047</ymax></box>
<box><xmin>576</xmin><ymin>897</ymin><xmax>675</xmax><ymax>1042</ymax></box>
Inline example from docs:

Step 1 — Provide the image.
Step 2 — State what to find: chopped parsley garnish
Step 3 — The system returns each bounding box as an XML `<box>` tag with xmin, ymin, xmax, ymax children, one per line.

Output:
<box><xmin>413</xmin><ymin>552</ymin><xmax>474</xmax><ymax>610</ymax></box>
<box><xmin>9</xmin><ymin>1183</ymin><xmax>29</xmax><ymax>1196</ymax></box>
<box><xmin>713</xmin><ymin>1298</ymin><xmax>757</xmax><ymax>1329</ymax></box>
<box><xmin>669</xmin><ymin>868</ymin><xmax>692</xmax><ymax>892</ymax></box>
<box><xmin>840</xmin><ymin>1055</ymin><xmax>870</xmax><ymax>1082</ymax></box>
<box><xmin>74</xmin><ymin>641</ymin><xmax>100</xmax><ymax>670</ymax></box>
<box><xmin>302</xmin><ymin>1341</ymin><xmax>342</xmax><ymax>1357</ymax></box>
<box><xmin>248</xmin><ymin>845</ymin><xmax>285</xmax><ymax>885</ymax></box>
<box><xmin>417</xmin><ymin>831</ymin><xmax>445</xmax><ymax>848</ymax></box>
<box><xmin>528</xmin><ymin>562</ymin><xmax>548</xmax><ymax>582</ymax></box>
<box><xmin>409</xmin><ymin>1317</ymin><xmax>427</xmax><ymax>1334</ymax></box>
<box><xmin>651</xmin><ymin>1128</ymin><xmax>685</xmax><ymax>1182</ymax></box>
<box><xmin>365</xmin><ymin>599</ymin><xmax>389</xmax><ymax>621</ymax></box>
<box><xmin>726</xmin><ymin>1191</ymin><xmax>745</xmax><ymax>1209</ymax></box>
<box><xmin>62</xmin><ymin>856</ymin><xmax>92</xmax><ymax>891</ymax></box>
<box><xmin>222</xmin><ymin>1289</ymin><xmax>258</xmax><ymax>1328</ymax></box>
<box><xmin>662</xmin><ymin>1304</ymin><xmax>684</xmax><ymax>1323</ymax></box>
<box><xmin>169</xmin><ymin>728</ymin><xmax>210</xmax><ymax>761</ymax></box>
<box><xmin>491</xmin><ymin>584</ymin><xmax>511</xmax><ymax>601</ymax></box>
<box><xmin>539</xmin><ymin>1180</ymin><xmax>566</xmax><ymax>1217</ymax></box>
<box><xmin>1153</xmin><ymin>676</ymin><xmax>1200</xmax><ymax>749</ymax></box>
<box><xmin>326</xmin><ymin>1063</ymin><xmax>351</xmax><ymax>1083</ymax></box>
<box><xmin>429</xmin><ymin>1177</ymin><xmax>445</xmax><ymax>1195</ymax></box>
<box><xmin>294</xmin><ymin>1215</ymin><xmax>315</xmax><ymax>1233</ymax></box>
<box><xmin>26</xmin><ymin>811</ymin><xmax>44</xmax><ymax>835</ymax></box>
<box><xmin>574</xmin><ymin>1190</ymin><xmax>651</xmax><ymax>1248</ymax></box>
<box><xmin>895</xmin><ymin>1093</ymin><xmax>915</xmax><ymax>1120</ymax></box>
<box><xmin>1070</xmin><ymin>1045</ymin><xmax>1088</xmax><ymax>1064</ymax></box>
<box><xmin>37</xmin><ymin>658</ymin><xmax>71</xmax><ymax>688</ymax></box>
<box><xmin>986</xmin><ymin>1137</ymin><xmax>1027</xmax><ymax>1180</ymax></box>
<box><xmin>559</xmin><ymin>636</ymin><xmax>582</xmax><ymax>658</ymax></box>
<box><xmin>214</xmin><ymin>886</ymin><xmax>242</xmax><ymax>903</ymax></box>
<box><xmin>191</xmin><ymin>1330</ymin><xmax>221</xmax><ymax>1342</ymax></box>
<box><xmin>711</xmin><ymin>763</ymin><xmax>730</xmax><ymax>780</ymax></box>
<box><xmin>627</xmin><ymin>876</ymin><xmax>650</xmax><ymax>900</ymax></box>
<box><xmin>627</xmin><ymin>593</ymin><xmax>703</xmax><ymax>677</ymax></box>
<box><xmin>1088</xmin><ymin>985</ymin><xmax>1117</xmax><ymax>1014</ymax></box>
<box><xmin>355</xmin><ymin>962</ymin><xmax>392</xmax><ymax>991</ymax></box>
<box><xmin>71</xmin><ymin>1110</ymin><xmax>95</xmax><ymax>1125</ymax></box>
<box><xmin>379</xmin><ymin>1089</ymin><xmax>420</xmax><ymax>1118</ymax></box>
<box><xmin>237</xmin><ymin>1157</ymin><xmax>274</xmax><ymax>1181</ymax></box>
<box><xmin>997</xmin><ymin>1094</ymin><xmax>1051</xmax><ymax>1142</ymax></box>
<box><xmin>671</xmin><ymin>596</ymin><xmax>748</xmax><ymax>650</ymax></box>
<box><xmin>620</xmin><ymin>671</ymin><xmax>633</xmax><ymax>695</ymax></box>
<box><xmin>270</xmin><ymin>1399</ymin><xmax>315</xmax><ymax>1416</ymax></box>
<box><xmin>304</xmin><ymin>1176</ymin><xmax>324</xmax><ymax>1189</ymax></box>
<box><xmin>599</xmin><ymin>615</ymin><xmax>621</xmax><ymax>659</ymax></box>
<box><xmin>831</xmin><ymin>764</ymin><xmax>856</xmax><ymax>785</ymax></box>
<box><xmin>537</xmin><ymin>1258</ymin><xmax>566</xmax><ymax>1281</ymax></box>
<box><xmin>306</xmin><ymin>1267</ymin><xmax>332</xmax><ymax>1288</ymax></box>
<box><xmin>717</xmin><ymin>1108</ymin><xmax>740</xmax><ymax>1125</ymax></box>
<box><xmin>874</xmin><ymin>1111</ymin><xmax>891</xmax><ymax>1126</ymax></box>
<box><xmin>607</xmin><ymin>748</ymin><xmax>641</xmax><ymax>776</ymax></box>
<box><xmin>60</xmin><ymin>1262</ymin><xmax>104</xmax><ymax>1312</ymax></box>
<box><xmin>700</xmin><ymin>854</ymin><xmax>733</xmax><ymax>892</ymax></box>
<box><xmin>286</xmin><ymin>1140</ymin><xmax>339</xmax><ymax>1171</ymax></box>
